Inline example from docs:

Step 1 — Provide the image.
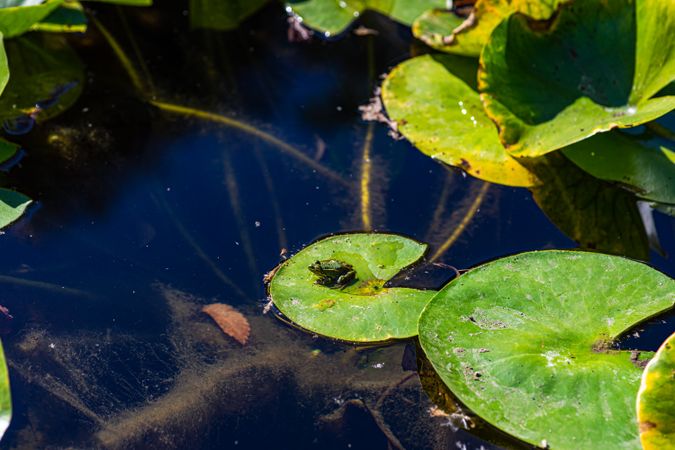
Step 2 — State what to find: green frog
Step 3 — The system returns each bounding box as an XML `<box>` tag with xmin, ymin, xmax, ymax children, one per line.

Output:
<box><xmin>308</xmin><ymin>259</ymin><xmax>356</xmax><ymax>289</ymax></box>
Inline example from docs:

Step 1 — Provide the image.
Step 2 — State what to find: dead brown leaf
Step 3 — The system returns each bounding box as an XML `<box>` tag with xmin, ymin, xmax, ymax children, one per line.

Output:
<box><xmin>202</xmin><ymin>303</ymin><xmax>250</xmax><ymax>345</ymax></box>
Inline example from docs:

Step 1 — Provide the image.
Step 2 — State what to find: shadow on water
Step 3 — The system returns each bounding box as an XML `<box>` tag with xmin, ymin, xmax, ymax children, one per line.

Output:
<box><xmin>0</xmin><ymin>2</ymin><xmax>672</xmax><ymax>449</ymax></box>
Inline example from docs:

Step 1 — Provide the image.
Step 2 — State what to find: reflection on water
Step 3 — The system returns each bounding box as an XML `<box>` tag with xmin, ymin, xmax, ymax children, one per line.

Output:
<box><xmin>0</xmin><ymin>3</ymin><xmax>672</xmax><ymax>449</ymax></box>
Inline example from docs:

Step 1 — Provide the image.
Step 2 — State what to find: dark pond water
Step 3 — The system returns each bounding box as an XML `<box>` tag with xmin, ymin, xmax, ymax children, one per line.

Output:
<box><xmin>0</xmin><ymin>3</ymin><xmax>673</xmax><ymax>449</ymax></box>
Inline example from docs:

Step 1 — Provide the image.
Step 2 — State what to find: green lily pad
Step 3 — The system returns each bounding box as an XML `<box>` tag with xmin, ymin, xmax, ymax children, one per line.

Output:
<box><xmin>413</xmin><ymin>0</ymin><xmax>564</xmax><ymax>57</ymax></box>
<box><xmin>0</xmin><ymin>33</ymin><xmax>84</xmax><ymax>124</ymax></box>
<box><xmin>0</xmin><ymin>188</ymin><xmax>31</xmax><ymax>229</ymax></box>
<box><xmin>637</xmin><ymin>332</ymin><xmax>675</xmax><ymax>450</ymax></box>
<box><xmin>0</xmin><ymin>137</ymin><xmax>19</xmax><ymax>165</ymax></box>
<box><xmin>31</xmin><ymin>2</ymin><xmax>87</xmax><ymax>33</ymax></box>
<box><xmin>479</xmin><ymin>0</ymin><xmax>675</xmax><ymax>157</ymax></box>
<box><xmin>563</xmin><ymin>132</ymin><xmax>675</xmax><ymax>205</ymax></box>
<box><xmin>268</xmin><ymin>233</ymin><xmax>436</xmax><ymax>342</ymax></box>
<box><xmin>0</xmin><ymin>0</ymin><xmax>64</xmax><ymax>38</ymax></box>
<box><xmin>189</xmin><ymin>0</ymin><xmax>267</xmax><ymax>31</ymax></box>
<box><xmin>286</xmin><ymin>0</ymin><xmax>445</xmax><ymax>36</ymax></box>
<box><xmin>0</xmin><ymin>342</ymin><xmax>11</xmax><ymax>440</ymax></box>
<box><xmin>0</xmin><ymin>35</ymin><xmax>7</xmax><ymax>97</ymax></box>
<box><xmin>381</xmin><ymin>54</ymin><xmax>537</xmax><ymax>187</ymax></box>
<box><xmin>419</xmin><ymin>250</ymin><xmax>675</xmax><ymax>449</ymax></box>
<box><xmin>529</xmin><ymin>152</ymin><xmax>649</xmax><ymax>260</ymax></box>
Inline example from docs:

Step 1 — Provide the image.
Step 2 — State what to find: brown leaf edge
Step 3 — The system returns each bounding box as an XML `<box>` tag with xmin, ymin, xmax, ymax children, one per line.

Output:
<box><xmin>202</xmin><ymin>303</ymin><xmax>250</xmax><ymax>345</ymax></box>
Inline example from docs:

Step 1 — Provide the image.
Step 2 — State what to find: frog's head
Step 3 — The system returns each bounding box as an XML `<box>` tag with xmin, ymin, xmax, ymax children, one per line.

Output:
<box><xmin>308</xmin><ymin>260</ymin><xmax>324</xmax><ymax>276</ymax></box>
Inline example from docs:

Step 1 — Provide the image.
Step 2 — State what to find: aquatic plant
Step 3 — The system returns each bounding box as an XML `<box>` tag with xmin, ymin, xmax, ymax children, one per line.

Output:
<box><xmin>266</xmin><ymin>233</ymin><xmax>675</xmax><ymax>449</ymax></box>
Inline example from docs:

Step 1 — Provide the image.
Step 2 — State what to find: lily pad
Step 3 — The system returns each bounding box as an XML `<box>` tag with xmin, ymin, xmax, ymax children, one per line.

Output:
<box><xmin>0</xmin><ymin>188</ymin><xmax>31</xmax><ymax>229</ymax></box>
<box><xmin>286</xmin><ymin>0</ymin><xmax>445</xmax><ymax>36</ymax></box>
<box><xmin>637</xmin><ymin>332</ymin><xmax>675</xmax><ymax>450</ymax></box>
<box><xmin>267</xmin><ymin>233</ymin><xmax>435</xmax><ymax>342</ymax></box>
<box><xmin>0</xmin><ymin>0</ymin><xmax>64</xmax><ymax>38</ymax></box>
<box><xmin>0</xmin><ymin>342</ymin><xmax>10</xmax><ymax>440</ymax></box>
<box><xmin>381</xmin><ymin>54</ymin><xmax>537</xmax><ymax>187</ymax></box>
<box><xmin>0</xmin><ymin>34</ymin><xmax>84</xmax><ymax>125</ymax></box>
<box><xmin>0</xmin><ymin>137</ymin><xmax>18</xmax><ymax>165</ymax></box>
<box><xmin>189</xmin><ymin>0</ymin><xmax>267</xmax><ymax>31</ymax></box>
<box><xmin>479</xmin><ymin>0</ymin><xmax>675</xmax><ymax>156</ymax></box>
<box><xmin>563</xmin><ymin>132</ymin><xmax>675</xmax><ymax>205</ymax></box>
<box><xmin>31</xmin><ymin>2</ymin><xmax>87</xmax><ymax>33</ymax></box>
<box><xmin>413</xmin><ymin>0</ymin><xmax>564</xmax><ymax>57</ymax></box>
<box><xmin>0</xmin><ymin>35</ymin><xmax>7</xmax><ymax>96</ymax></box>
<box><xmin>419</xmin><ymin>250</ymin><xmax>675</xmax><ymax>449</ymax></box>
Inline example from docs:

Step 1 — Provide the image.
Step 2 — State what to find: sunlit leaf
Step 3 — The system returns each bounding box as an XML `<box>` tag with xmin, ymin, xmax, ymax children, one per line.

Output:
<box><xmin>0</xmin><ymin>188</ymin><xmax>30</xmax><ymax>229</ymax></box>
<box><xmin>286</xmin><ymin>0</ymin><xmax>446</xmax><ymax>36</ymax></box>
<box><xmin>0</xmin><ymin>0</ymin><xmax>64</xmax><ymax>38</ymax></box>
<box><xmin>413</xmin><ymin>0</ymin><xmax>563</xmax><ymax>57</ymax></box>
<box><xmin>381</xmin><ymin>54</ymin><xmax>537</xmax><ymax>187</ymax></box>
<box><xmin>479</xmin><ymin>0</ymin><xmax>675</xmax><ymax>156</ymax></box>
<box><xmin>31</xmin><ymin>1</ymin><xmax>87</xmax><ymax>33</ymax></box>
<box><xmin>268</xmin><ymin>233</ymin><xmax>435</xmax><ymax>342</ymax></box>
<box><xmin>0</xmin><ymin>342</ymin><xmax>10</xmax><ymax>440</ymax></box>
<box><xmin>529</xmin><ymin>153</ymin><xmax>649</xmax><ymax>260</ymax></box>
<box><xmin>563</xmin><ymin>132</ymin><xmax>675</xmax><ymax>205</ymax></box>
<box><xmin>419</xmin><ymin>250</ymin><xmax>675</xmax><ymax>450</ymax></box>
<box><xmin>637</xmin><ymin>332</ymin><xmax>675</xmax><ymax>450</ymax></box>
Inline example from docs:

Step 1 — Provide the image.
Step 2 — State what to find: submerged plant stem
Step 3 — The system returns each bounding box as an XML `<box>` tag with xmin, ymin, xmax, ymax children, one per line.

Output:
<box><xmin>116</xmin><ymin>6</ymin><xmax>155</xmax><ymax>96</ymax></box>
<box><xmin>360</xmin><ymin>123</ymin><xmax>375</xmax><ymax>231</ymax></box>
<box><xmin>153</xmin><ymin>192</ymin><xmax>248</xmax><ymax>300</ymax></box>
<box><xmin>430</xmin><ymin>182</ymin><xmax>490</xmax><ymax>262</ymax></box>
<box><xmin>222</xmin><ymin>153</ymin><xmax>259</xmax><ymax>293</ymax></box>
<box><xmin>150</xmin><ymin>100</ymin><xmax>351</xmax><ymax>188</ymax></box>
<box><xmin>645</xmin><ymin>121</ymin><xmax>675</xmax><ymax>141</ymax></box>
<box><xmin>90</xmin><ymin>15</ymin><xmax>147</xmax><ymax>94</ymax></box>
<box><xmin>425</xmin><ymin>174</ymin><xmax>454</xmax><ymax>242</ymax></box>
<box><xmin>253</xmin><ymin>147</ymin><xmax>288</xmax><ymax>250</ymax></box>
<box><xmin>0</xmin><ymin>275</ymin><xmax>93</xmax><ymax>298</ymax></box>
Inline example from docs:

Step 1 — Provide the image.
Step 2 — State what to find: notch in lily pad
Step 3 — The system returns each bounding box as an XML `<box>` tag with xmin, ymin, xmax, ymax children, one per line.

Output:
<box><xmin>266</xmin><ymin>233</ymin><xmax>436</xmax><ymax>342</ymax></box>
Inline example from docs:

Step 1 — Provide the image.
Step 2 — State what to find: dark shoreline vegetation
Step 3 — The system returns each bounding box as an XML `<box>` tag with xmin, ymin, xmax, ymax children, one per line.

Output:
<box><xmin>0</xmin><ymin>1</ymin><xmax>672</xmax><ymax>449</ymax></box>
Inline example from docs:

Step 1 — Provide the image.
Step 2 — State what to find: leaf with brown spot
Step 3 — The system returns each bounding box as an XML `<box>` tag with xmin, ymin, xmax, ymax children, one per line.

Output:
<box><xmin>202</xmin><ymin>304</ymin><xmax>250</xmax><ymax>345</ymax></box>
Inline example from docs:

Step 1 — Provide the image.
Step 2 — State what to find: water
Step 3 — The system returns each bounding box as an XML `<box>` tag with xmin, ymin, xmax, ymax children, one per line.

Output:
<box><xmin>0</xmin><ymin>3</ymin><xmax>672</xmax><ymax>449</ymax></box>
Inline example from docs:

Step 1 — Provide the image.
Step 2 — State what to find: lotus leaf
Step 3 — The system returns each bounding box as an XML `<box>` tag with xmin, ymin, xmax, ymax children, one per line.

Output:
<box><xmin>268</xmin><ymin>233</ymin><xmax>435</xmax><ymax>342</ymax></box>
<box><xmin>419</xmin><ymin>250</ymin><xmax>675</xmax><ymax>449</ymax></box>
<box><xmin>381</xmin><ymin>54</ymin><xmax>536</xmax><ymax>187</ymax></box>
<box><xmin>479</xmin><ymin>0</ymin><xmax>675</xmax><ymax>156</ymax></box>
<box><xmin>286</xmin><ymin>0</ymin><xmax>445</xmax><ymax>36</ymax></box>
<box><xmin>637</xmin><ymin>332</ymin><xmax>675</xmax><ymax>450</ymax></box>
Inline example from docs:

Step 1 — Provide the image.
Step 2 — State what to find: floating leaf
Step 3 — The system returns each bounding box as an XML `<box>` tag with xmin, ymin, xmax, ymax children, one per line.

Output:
<box><xmin>0</xmin><ymin>188</ymin><xmax>30</xmax><ymax>230</ymax></box>
<box><xmin>189</xmin><ymin>0</ymin><xmax>267</xmax><ymax>31</ymax></box>
<box><xmin>479</xmin><ymin>0</ymin><xmax>675</xmax><ymax>156</ymax></box>
<box><xmin>0</xmin><ymin>33</ymin><xmax>84</xmax><ymax>125</ymax></box>
<box><xmin>268</xmin><ymin>233</ymin><xmax>435</xmax><ymax>342</ymax></box>
<box><xmin>0</xmin><ymin>0</ymin><xmax>64</xmax><ymax>38</ymax></box>
<box><xmin>381</xmin><ymin>54</ymin><xmax>537</xmax><ymax>187</ymax></box>
<box><xmin>286</xmin><ymin>0</ymin><xmax>445</xmax><ymax>36</ymax></box>
<box><xmin>413</xmin><ymin>0</ymin><xmax>564</xmax><ymax>57</ymax></box>
<box><xmin>31</xmin><ymin>2</ymin><xmax>87</xmax><ymax>33</ymax></box>
<box><xmin>419</xmin><ymin>250</ymin><xmax>675</xmax><ymax>450</ymax></box>
<box><xmin>202</xmin><ymin>303</ymin><xmax>250</xmax><ymax>345</ymax></box>
<box><xmin>529</xmin><ymin>153</ymin><xmax>649</xmax><ymax>260</ymax></box>
<box><xmin>563</xmin><ymin>132</ymin><xmax>675</xmax><ymax>205</ymax></box>
<box><xmin>0</xmin><ymin>341</ymin><xmax>10</xmax><ymax>440</ymax></box>
<box><xmin>637</xmin><ymin>332</ymin><xmax>675</xmax><ymax>450</ymax></box>
<box><xmin>0</xmin><ymin>36</ymin><xmax>7</xmax><ymax>98</ymax></box>
<box><xmin>0</xmin><ymin>137</ymin><xmax>18</xmax><ymax>165</ymax></box>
